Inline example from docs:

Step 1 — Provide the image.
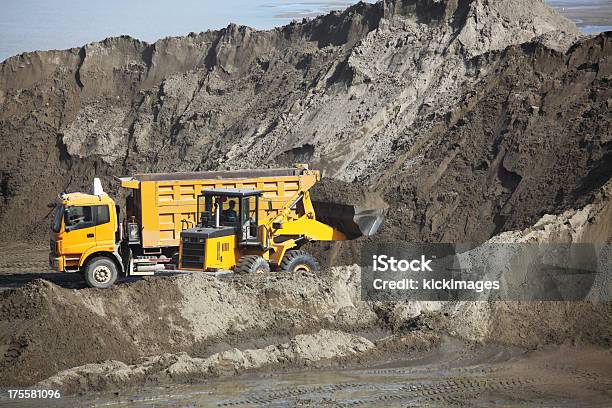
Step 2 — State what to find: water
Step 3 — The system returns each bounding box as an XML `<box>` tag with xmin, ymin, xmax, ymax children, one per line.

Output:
<box><xmin>0</xmin><ymin>0</ymin><xmax>368</xmax><ymax>62</ymax></box>
<box><xmin>0</xmin><ymin>1</ymin><xmax>610</xmax><ymax>62</ymax></box>
<box><xmin>546</xmin><ymin>0</ymin><xmax>612</xmax><ymax>32</ymax></box>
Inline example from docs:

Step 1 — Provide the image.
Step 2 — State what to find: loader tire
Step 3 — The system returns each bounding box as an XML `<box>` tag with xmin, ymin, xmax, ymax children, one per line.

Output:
<box><xmin>84</xmin><ymin>257</ymin><xmax>118</xmax><ymax>289</ymax></box>
<box><xmin>280</xmin><ymin>250</ymin><xmax>320</xmax><ymax>273</ymax></box>
<box><xmin>235</xmin><ymin>255</ymin><xmax>270</xmax><ymax>274</ymax></box>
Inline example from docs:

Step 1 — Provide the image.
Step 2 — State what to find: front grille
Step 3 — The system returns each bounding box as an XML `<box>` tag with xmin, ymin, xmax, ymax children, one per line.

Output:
<box><xmin>181</xmin><ymin>242</ymin><xmax>205</xmax><ymax>269</ymax></box>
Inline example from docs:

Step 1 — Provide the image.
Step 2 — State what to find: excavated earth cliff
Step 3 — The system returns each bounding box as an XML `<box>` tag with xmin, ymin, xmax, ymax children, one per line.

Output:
<box><xmin>0</xmin><ymin>0</ymin><xmax>609</xmax><ymax>245</ymax></box>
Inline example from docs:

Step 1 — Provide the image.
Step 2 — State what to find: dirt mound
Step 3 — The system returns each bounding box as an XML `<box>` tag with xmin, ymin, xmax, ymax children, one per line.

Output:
<box><xmin>37</xmin><ymin>329</ymin><xmax>375</xmax><ymax>394</ymax></box>
<box><xmin>0</xmin><ymin>278</ymin><xmax>187</xmax><ymax>386</ymax></box>
<box><xmin>381</xmin><ymin>32</ymin><xmax>611</xmax><ymax>243</ymax></box>
<box><xmin>0</xmin><ymin>266</ymin><xmax>379</xmax><ymax>386</ymax></box>
<box><xmin>310</xmin><ymin>177</ymin><xmax>384</xmax><ymax>208</ymax></box>
<box><xmin>489</xmin><ymin>180</ymin><xmax>612</xmax><ymax>244</ymax></box>
<box><xmin>447</xmin><ymin>182</ymin><xmax>612</xmax><ymax>347</ymax></box>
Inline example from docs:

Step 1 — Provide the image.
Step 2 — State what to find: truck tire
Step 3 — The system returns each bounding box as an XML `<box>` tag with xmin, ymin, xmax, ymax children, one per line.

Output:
<box><xmin>84</xmin><ymin>257</ymin><xmax>118</xmax><ymax>289</ymax></box>
<box><xmin>280</xmin><ymin>250</ymin><xmax>320</xmax><ymax>273</ymax></box>
<box><xmin>235</xmin><ymin>255</ymin><xmax>270</xmax><ymax>274</ymax></box>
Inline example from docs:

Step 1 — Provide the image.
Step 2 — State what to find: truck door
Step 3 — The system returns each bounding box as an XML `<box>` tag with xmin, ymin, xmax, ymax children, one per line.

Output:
<box><xmin>63</xmin><ymin>206</ymin><xmax>97</xmax><ymax>256</ymax></box>
<box><xmin>94</xmin><ymin>205</ymin><xmax>115</xmax><ymax>248</ymax></box>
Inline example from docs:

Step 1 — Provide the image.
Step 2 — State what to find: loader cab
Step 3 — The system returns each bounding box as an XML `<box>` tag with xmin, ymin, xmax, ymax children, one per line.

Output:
<box><xmin>179</xmin><ymin>188</ymin><xmax>263</xmax><ymax>271</ymax></box>
<box><xmin>196</xmin><ymin>188</ymin><xmax>262</xmax><ymax>243</ymax></box>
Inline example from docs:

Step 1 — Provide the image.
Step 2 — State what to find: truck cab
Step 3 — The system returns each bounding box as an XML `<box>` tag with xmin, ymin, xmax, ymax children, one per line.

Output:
<box><xmin>49</xmin><ymin>188</ymin><xmax>122</xmax><ymax>288</ymax></box>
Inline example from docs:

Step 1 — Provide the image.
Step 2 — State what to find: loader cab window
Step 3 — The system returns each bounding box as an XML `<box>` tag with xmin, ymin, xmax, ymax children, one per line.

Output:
<box><xmin>241</xmin><ymin>196</ymin><xmax>259</xmax><ymax>240</ymax></box>
<box><xmin>223</xmin><ymin>200</ymin><xmax>238</xmax><ymax>223</ymax></box>
<box><xmin>197</xmin><ymin>190</ymin><xmax>261</xmax><ymax>240</ymax></box>
<box><xmin>198</xmin><ymin>195</ymin><xmax>240</xmax><ymax>228</ymax></box>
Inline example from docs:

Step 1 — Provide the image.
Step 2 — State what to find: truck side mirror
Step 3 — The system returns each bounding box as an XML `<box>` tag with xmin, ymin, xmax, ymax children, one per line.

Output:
<box><xmin>64</xmin><ymin>209</ymin><xmax>72</xmax><ymax>232</ymax></box>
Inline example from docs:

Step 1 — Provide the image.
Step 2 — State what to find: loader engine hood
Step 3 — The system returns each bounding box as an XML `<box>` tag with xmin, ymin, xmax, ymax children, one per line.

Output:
<box><xmin>181</xmin><ymin>226</ymin><xmax>237</xmax><ymax>240</ymax></box>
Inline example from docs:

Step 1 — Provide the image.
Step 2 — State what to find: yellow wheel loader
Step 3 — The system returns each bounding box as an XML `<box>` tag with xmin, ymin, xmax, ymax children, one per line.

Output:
<box><xmin>48</xmin><ymin>165</ymin><xmax>385</xmax><ymax>287</ymax></box>
<box><xmin>179</xmin><ymin>186</ymin><xmax>352</xmax><ymax>273</ymax></box>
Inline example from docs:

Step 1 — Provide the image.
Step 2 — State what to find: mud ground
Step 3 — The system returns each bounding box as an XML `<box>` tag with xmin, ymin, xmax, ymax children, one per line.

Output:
<box><xmin>2</xmin><ymin>340</ymin><xmax>611</xmax><ymax>407</ymax></box>
<box><xmin>1</xmin><ymin>247</ymin><xmax>610</xmax><ymax>397</ymax></box>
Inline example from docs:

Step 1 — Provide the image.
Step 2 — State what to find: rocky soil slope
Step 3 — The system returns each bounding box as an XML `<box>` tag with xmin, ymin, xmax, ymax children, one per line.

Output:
<box><xmin>1</xmin><ymin>0</ymin><xmax>609</xmax><ymax>245</ymax></box>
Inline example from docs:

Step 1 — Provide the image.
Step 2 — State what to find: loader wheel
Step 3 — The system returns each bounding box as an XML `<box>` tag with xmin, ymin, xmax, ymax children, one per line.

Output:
<box><xmin>235</xmin><ymin>255</ymin><xmax>270</xmax><ymax>274</ymax></box>
<box><xmin>280</xmin><ymin>250</ymin><xmax>320</xmax><ymax>273</ymax></box>
<box><xmin>84</xmin><ymin>257</ymin><xmax>118</xmax><ymax>289</ymax></box>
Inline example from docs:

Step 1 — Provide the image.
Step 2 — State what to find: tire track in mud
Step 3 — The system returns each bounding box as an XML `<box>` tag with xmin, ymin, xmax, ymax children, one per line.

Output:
<box><xmin>0</xmin><ymin>245</ymin><xmax>51</xmax><ymax>274</ymax></box>
<box><xmin>212</xmin><ymin>359</ymin><xmax>611</xmax><ymax>407</ymax></box>
<box><xmin>217</xmin><ymin>377</ymin><xmax>535</xmax><ymax>407</ymax></box>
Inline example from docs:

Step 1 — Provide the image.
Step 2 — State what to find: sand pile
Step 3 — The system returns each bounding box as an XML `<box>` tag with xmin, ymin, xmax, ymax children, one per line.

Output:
<box><xmin>37</xmin><ymin>329</ymin><xmax>375</xmax><ymax>394</ymax></box>
<box><xmin>0</xmin><ymin>266</ymin><xmax>378</xmax><ymax>386</ymax></box>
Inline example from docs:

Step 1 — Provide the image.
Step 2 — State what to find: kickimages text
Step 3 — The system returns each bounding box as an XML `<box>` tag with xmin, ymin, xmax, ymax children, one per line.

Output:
<box><xmin>371</xmin><ymin>255</ymin><xmax>500</xmax><ymax>293</ymax></box>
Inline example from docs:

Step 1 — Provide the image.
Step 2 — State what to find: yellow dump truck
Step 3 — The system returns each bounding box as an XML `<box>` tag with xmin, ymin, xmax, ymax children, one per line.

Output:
<box><xmin>49</xmin><ymin>166</ymin><xmax>384</xmax><ymax>288</ymax></box>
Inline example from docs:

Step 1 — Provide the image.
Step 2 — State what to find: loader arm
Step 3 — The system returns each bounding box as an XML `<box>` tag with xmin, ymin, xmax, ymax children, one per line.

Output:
<box><xmin>263</xmin><ymin>189</ymin><xmax>348</xmax><ymax>266</ymax></box>
<box><xmin>263</xmin><ymin>190</ymin><xmax>348</xmax><ymax>242</ymax></box>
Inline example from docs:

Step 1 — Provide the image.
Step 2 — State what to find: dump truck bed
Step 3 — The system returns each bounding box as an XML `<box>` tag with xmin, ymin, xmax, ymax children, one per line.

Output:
<box><xmin>119</xmin><ymin>167</ymin><xmax>319</xmax><ymax>249</ymax></box>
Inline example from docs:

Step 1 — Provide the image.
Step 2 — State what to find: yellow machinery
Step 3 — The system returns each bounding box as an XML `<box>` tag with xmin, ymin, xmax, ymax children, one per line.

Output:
<box><xmin>180</xmin><ymin>185</ymin><xmax>343</xmax><ymax>273</ymax></box>
<box><xmin>49</xmin><ymin>166</ymin><xmax>384</xmax><ymax>287</ymax></box>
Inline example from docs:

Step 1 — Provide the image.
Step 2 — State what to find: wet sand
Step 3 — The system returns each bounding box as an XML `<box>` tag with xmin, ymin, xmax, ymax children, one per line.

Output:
<box><xmin>4</xmin><ymin>340</ymin><xmax>610</xmax><ymax>407</ymax></box>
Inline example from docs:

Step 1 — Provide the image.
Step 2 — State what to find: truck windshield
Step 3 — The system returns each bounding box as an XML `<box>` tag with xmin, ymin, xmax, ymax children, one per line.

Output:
<box><xmin>52</xmin><ymin>205</ymin><xmax>64</xmax><ymax>233</ymax></box>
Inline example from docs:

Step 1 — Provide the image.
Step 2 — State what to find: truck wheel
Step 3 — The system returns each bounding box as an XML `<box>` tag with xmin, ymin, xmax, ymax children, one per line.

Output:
<box><xmin>235</xmin><ymin>255</ymin><xmax>270</xmax><ymax>274</ymax></box>
<box><xmin>84</xmin><ymin>257</ymin><xmax>118</xmax><ymax>289</ymax></box>
<box><xmin>280</xmin><ymin>250</ymin><xmax>320</xmax><ymax>273</ymax></box>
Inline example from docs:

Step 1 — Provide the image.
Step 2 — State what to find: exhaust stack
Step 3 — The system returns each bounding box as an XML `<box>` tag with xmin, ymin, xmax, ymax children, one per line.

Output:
<box><xmin>92</xmin><ymin>178</ymin><xmax>104</xmax><ymax>196</ymax></box>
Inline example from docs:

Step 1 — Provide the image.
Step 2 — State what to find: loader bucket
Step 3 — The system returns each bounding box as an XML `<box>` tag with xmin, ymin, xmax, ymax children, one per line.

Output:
<box><xmin>312</xmin><ymin>201</ymin><xmax>386</xmax><ymax>239</ymax></box>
